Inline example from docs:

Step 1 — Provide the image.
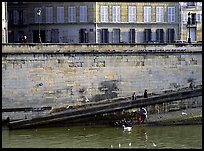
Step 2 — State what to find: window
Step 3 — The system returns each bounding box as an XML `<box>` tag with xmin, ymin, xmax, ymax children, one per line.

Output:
<box><xmin>156</xmin><ymin>7</ymin><xmax>164</xmax><ymax>22</ymax></box>
<box><xmin>196</xmin><ymin>14</ymin><xmax>202</xmax><ymax>23</ymax></box>
<box><xmin>13</xmin><ymin>10</ymin><xmax>19</xmax><ymax>24</ymax></box>
<box><xmin>144</xmin><ymin>6</ymin><xmax>151</xmax><ymax>22</ymax></box>
<box><xmin>187</xmin><ymin>2</ymin><xmax>195</xmax><ymax>6</ymax></box>
<box><xmin>167</xmin><ymin>28</ymin><xmax>175</xmax><ymax>43</ymax></box>
<box><xmin>68</xmin><ymin>7</ymin><xmax>76</xmax><ymax>22</ymax></box>
<box><xmin>46</xmin><ymin>7</ymin><xmax>53</xmax><ymax>23</ymax></box>
<box><xmin>57</xmin><ymin>7</ymin><xmax>64</xmax><ymax>23</ymax></box>
<box><xmin>101</xmin><ymin>29</ymin><xmax>109</xmax><ymax>43</ymax></box>
<box><xmin>113</xmin><ymin>29</ymin><xmax>120</xmax><ymax>43</ymax></box>
<box><xmin>100</xmin><ymin>6</ymin><xmax>108</xmax><ymax>22</ymax></box>
<box><xmin>168</xmin><ymin>7</ymin><xmax>175</xmax><ymax>22</ymax></box>
<box><xmin>112</xmin><ymin>6</ymin><xmax>120</xmax><ymax>22</ymax></box>
<box><xmin>191</xmin><ymin>13</ymin><xmax>196</xmax><ymax>24</ymax></box>
<box><xmin>128</xmin><ymin>6</ymin><xmax>136</xmax><ymax>22</ymax></box>
<box><xmin>129</xmin><ymin>29</ymin><xmax>135</xmax><ymax>43</ymax></box>
<box><xmin>80</xmin><ymin>6</ymin><xmax>87</xmax><ymax>22</ymax></box>
<box><xmin>156</xmin><ymin>29</ymin><xmax>164</xmax><ymax>43</ymax></box>
<box><xmin>183</xmin><ymin>13</ymin><xmax>188</xmax><ymax>23</ymax></box>
<box><xmin>144</xmin><ymin>29</ymin><xmax>151</xmax><ymax>43</ymax></box>
<box><xmin>35</xmin><ymin>8</ymin><xmax>42</xmax><ymax>24</ymax></box>
<box><xmin>18</xmin><ymin>10</ymin><xmax>23</xmax><ymax>24</ymax></box>
<box><xmin>8</xmin><ymin>11</ymin><xmax>14</xmax><ymax>25</ymax></box>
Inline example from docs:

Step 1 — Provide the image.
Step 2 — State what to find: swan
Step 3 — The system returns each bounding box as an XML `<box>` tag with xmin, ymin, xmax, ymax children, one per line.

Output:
<box><xmin>84</xmin><ymin>96</ymin><xmax>90</xmax><ymax>102</ymax></box>
<box><xmin>181</xmin><ymin>112</ymin><xmax>187</xmax><ymax>115</ymax></box>
<box><xmin>122</xmin><ymin>125</ymin><xmax>132</xmax><ymax>132</ymax></box>
<box><xmin>152</xmin><ymin>142</ymin><xmax>156</xmax><ymax>147</ymax></box>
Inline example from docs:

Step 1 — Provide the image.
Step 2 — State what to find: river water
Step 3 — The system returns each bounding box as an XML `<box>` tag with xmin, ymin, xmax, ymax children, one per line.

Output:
<box><xmin>2</xmin><ymin>124</ymin><xmax>202</xmax><ymax>149</ymax></box>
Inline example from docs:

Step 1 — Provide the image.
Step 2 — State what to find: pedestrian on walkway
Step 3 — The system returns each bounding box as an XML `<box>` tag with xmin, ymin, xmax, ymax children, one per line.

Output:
<box><xmin>144</xmin><ymin>89</ymin><xmax>148</xmax><ymax>98</ymax></box>
<box><xmin>132</xmin><ymin>92</ymin><xmax>137</xmax><ymax>100</ymax></box>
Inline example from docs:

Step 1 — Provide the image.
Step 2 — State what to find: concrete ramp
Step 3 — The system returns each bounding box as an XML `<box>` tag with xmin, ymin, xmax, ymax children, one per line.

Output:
<box><xmin>8</xmin><ymin>86</ymin><xmax>202</xmax><ymax>130</ymax></box>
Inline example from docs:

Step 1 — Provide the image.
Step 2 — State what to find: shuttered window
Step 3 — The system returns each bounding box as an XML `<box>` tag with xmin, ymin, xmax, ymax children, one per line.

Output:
<box><xmin>113</xmin><ymin>29</ymin><xmax>120</xmax><ymax>43</ymax></box>
<box><xmin>144</xmin><ymin>6</ymin><xmax>151</xmax><ymax>22</ymax></box>
<box><xmin>46</xmin><ymin>7</ymin><xmax>53</xmax><ymax>23</ymax></box>
<box><xmin>156</xmin><ymin>29</ymin><xmax>164</xmax><ymax>43</ymax></box>
<box><xmin>34</xmin><ymin>8</ymin><xmax>42</xmax><ymax>24</ymax></box>
<box><xmin>68</xmin><ymin>7</ymin><xmax>76</xmax><ymax>22</ymax></box>
<box><xmin>167</xmin><ymin>28</ymin><xmax>175</xmax><ymax>43</ymax></box>
<box><xmin>129</xmin><ymin>29</ymin><xmax>135</xmax><ymax>43</ymax></box>
<box><xmin>144</xmin><ymin>29</ymin><xmax>151</xmax><ymax>43</ymax></box>
<box><xmin>57</xmin><ymin>7</ymin><xmax>64</xmax><ymax>23</ymax></box>
<box><xmin>101</xmin><ymin>29</ymin><xmax>109</xmax><ymax>43</ymax></box>
<box><xmin>80</xmin><ymin>6</ymin><xmax>87</xmax><ymax>22</ymax></box>
<box><xmin>112</xmin><ymin>6</ymin><xmax>120</xmax><ymax>22</ymax></box>
<box><xmin>168</xmin><ymin>7</ymin><xmax>175</xmax><ymax>22</ymax></box>
<box><xmin>100</xmin><ymin>6</ymin><xmax>108</xmax><ymax>22</ymax></box>
<box><xmin>156</xmin><ymin>7</ymin><xmax>164</xmax><ymax>22</ymax></box>
<box><xmin>128</xmin><ymin>6</ymin><xmax>136</xmax><ymax>22</ymax></box>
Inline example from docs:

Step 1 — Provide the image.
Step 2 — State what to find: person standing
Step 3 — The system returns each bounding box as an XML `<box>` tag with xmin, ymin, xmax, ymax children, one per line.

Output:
<box><xmin>140</xmin><ymin>107</ymin><xmax>147</xmax><ymax>123</ymax></box>
<box><xmin>132</xmin><ymin>92</ymin><xmax>137</xmax><ymax>100</ymax></box>
<box><xmin>144</xmin><ymin>89</ymin><xmax>148</xmax><ymax>98</ymax></box>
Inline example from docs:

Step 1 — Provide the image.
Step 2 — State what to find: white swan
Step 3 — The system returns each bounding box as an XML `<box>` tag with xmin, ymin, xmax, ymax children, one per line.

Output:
<box><xmin>122</xmin><ymin>125</ymin><xmax>132</xmax><ymax>132</ymax></box>
<box><xmin>152</xmin><ymin>142</ymin><xmax>156</xmax><ymax>147</ymax></box>
<box><xmin>84</xmin><ymin>96</ymin><xmax>90</xmax><ymax>102</ymax></box>
<box><xmin>181</xmin><ymin>112</ymin><xmax>187</xmax><ymax>115</ymax></box>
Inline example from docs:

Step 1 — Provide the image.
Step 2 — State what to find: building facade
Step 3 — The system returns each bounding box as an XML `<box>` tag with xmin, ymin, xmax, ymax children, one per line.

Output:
<box><xmin>180</xmin><ymin>2</ymin><xmax>202</xmax><ymax>42</ymax></box>
<box><xmin>2</xmin><ymin>2</ymin><xmax>8</xmax><ymax>43</ymax></box>
<box><xmin>6</xmin><ymin>2</ymin><xmax>202</xmax><ymax>44</ymax></box>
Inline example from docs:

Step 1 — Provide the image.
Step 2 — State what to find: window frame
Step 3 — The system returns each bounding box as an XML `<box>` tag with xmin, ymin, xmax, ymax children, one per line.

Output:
<box><xmin>144</xmin><ymin>6</ymin><xmax>151</xmax><ymax>23</ymax></box>
<box><xmin>128</xmin><ymin>6</ymin><xmax>136</xmax><ymax>23</ymax></box>
<box><xmin>68</xmin><ymin>6</ymin><xmax>76</xmax><ymax>22</ymax></box>
<box><xmin>112</xmin><ymin>6</ymin><xmax>120</xmax><ymax>23</ymax></box>
<box><xmin>156</xmin><ymin>6</ymin><xmax>164</xmax><ymax>23</ymax></box>
<box><xmin>168</xmin><ymin>7</ymin><xmax>175</xmax><ymax>23</ymax></box>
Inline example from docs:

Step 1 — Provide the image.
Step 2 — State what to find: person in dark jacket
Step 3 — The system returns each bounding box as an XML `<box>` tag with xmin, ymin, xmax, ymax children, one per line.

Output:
<box><xmin>132</xmin><ymin>92</ymin><xmax>137</xmax><ymax>100</ymax></box>
<box><xmin>140</xmin><ymin>107</ymin><xmax>147</xmax><ymax>123</ymax></box>
<box><xmin>144</xmin><ymin>89</ymin><xmax>148</xmax><ymax>98</ymax></box>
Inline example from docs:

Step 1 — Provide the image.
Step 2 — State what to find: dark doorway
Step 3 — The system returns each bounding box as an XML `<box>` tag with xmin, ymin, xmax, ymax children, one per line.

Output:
<box><xmin>144</xmin><ymin>29</ymin><xmax>151</xmax><ymax>43</ymax></box>
<box><xmin>33</xmin><ymin>30</ymin><xmax>45</xmax><ymax>43</ymax></box>
<box><xmin>156</xmin><ymin>29</ymin><xmax>164</xmax><ymax>43</ymax></box>
<box><xmin>167</xmin><ymin>28</ymin><xmax>175</xmax><ymax>43</ymax></box>
<box><xmin>129</xmin><ymin>29</ymin><xmax>135</xmax><ymax>43</ymax></box>
<box><xmin>101</xmin><ymin>29</ymin><xmax>109</xmax><ymax>43</ymax></box>
<box><xmin>79</xmin><ymin>29</ymin><xmax>89</xmax><ymax>43</ymax></box>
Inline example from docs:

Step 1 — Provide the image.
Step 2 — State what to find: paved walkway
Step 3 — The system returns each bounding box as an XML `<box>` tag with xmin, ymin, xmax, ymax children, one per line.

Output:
<box><xmin>145</xmin><ymin>107</ymin><xmax>202</xmax><ymax>125</ymax></box>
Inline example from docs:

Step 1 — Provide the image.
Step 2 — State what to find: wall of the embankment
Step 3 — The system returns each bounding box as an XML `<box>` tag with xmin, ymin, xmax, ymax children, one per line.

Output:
<box><xmin>2</xmin><ymin>44</ymin><xmax>202</xmax><ymax>108</ymax></box>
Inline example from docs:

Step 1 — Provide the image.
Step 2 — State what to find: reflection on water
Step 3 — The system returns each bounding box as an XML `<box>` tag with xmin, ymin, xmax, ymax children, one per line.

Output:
<box><xmin>2</xmin><ymin>125</ymin><xmax>202</xmax><ymax>149</ymax></box>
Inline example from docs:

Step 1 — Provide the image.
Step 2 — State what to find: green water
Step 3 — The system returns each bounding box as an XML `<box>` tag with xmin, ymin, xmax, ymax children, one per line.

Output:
<box><xmin>2</xmin><ymin>124</ymin><xmax>202</xmax><ymax>149</ymax></box>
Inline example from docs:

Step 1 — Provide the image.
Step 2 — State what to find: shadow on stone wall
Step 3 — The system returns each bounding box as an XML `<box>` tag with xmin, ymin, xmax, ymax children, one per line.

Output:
<box><xmin>91</xmin><ymin>80</ymin><xmax>119</xmax><ymax>102</ymax></box>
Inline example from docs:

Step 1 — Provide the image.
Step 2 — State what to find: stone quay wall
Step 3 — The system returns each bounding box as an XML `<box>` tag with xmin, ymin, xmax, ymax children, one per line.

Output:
<box><xmin>2</xmin><ymin>44</ymin><xmax>202</xmax><ymax>109</ymax></box>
